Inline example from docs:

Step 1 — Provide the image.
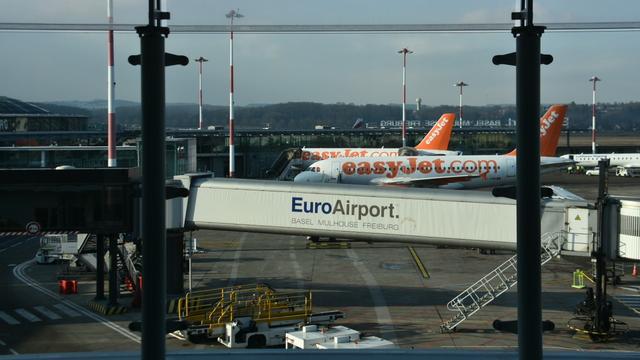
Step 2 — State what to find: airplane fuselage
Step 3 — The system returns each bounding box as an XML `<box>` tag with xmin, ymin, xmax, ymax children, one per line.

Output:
<box><xmin>295</xmin><ymin>155</ymin><xmax>569</xmax><ymax>189</ymax></box>
<box><xmin>562</xmin><ymin>153</ymin><xmax>640</xmax><ymax>168</ymax></box>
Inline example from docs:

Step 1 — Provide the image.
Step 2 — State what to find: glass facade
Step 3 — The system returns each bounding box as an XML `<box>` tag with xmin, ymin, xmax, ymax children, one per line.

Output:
<box><xmin>135</xmin><ymin>138</ymin><xmax>197</xmax><ymax>179</ymax></box>
<box><xmin>0</xmin><ymin>146</ymin><xmax>138</xmax><ymax>169</ymax></box>
<box><xmin>0</xmin><ymin>138</ymin><xmax>196</xmax><ymax>179</ymax></box>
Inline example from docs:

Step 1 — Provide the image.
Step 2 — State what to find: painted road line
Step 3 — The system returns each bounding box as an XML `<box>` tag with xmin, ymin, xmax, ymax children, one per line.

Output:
<box><xmin>346</xmin><ymin>248</ymin><xmax>397</xmax><ymax>344</ymax></box>
<box><xmin>53</xmin><ymin>303</ymin><xmax>81</xmax><ymax>318</ymax></box>
<box><xmin>614</xmin><ymin>295</ymin><xmax>640</xmax><ymax>315</ymax></box>
<box><xmin>289</xmin><ymin>237</ymin><xmax>304</xmax><ymax>290</ymax></box>
<box><xmin>227</xmin><ymin>233</ymin><xmax>247</xmax><ymax>287</ymax></box>
<box><xmin>0</xmin><ymin>311</ymin><xmax>20</xmax><ymax>325</ymax></box>
<box><xmin>15</xmin><ymin>308</ymin><xmax>42</xmax><ymax>322</ymax></box>
<box><xmin>408</xmin><ymin>246</ymin><xmax>430</xmax><ymax>279</ymax></box>
<box><xmin>13</xmin><ymin>260</ymin><xmax>140</xmax><ymax>343</ymax></box>
<box><xmin>34</xmin><ymin>306</ymin><xmax>62</xmax><ymax>320</ymax></box>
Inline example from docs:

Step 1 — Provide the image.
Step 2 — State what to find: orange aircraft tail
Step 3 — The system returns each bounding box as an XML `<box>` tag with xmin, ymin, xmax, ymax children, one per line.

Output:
<box><xmin>505</xmin><ymin>104</ymin><xmax>568</xmax><ymax>157</ymax></box>
<box><xmin>415</xmin><ymin>113</ymin><xmax>456</xmax><ymax>150</ymax></box>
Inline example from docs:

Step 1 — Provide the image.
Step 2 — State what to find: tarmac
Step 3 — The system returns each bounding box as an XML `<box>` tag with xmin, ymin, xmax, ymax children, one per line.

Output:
<box><xmin>1</xmin><ymin>172</ymin><xmax>640</xmax><ymax>355</ymax></box>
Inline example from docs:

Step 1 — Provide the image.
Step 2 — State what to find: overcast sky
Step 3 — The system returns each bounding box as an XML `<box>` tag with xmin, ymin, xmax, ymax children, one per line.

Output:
<box><xmin>0</xmin><ymin>0</ymin><xmax>639</xmax><ymax>106</ymax></box>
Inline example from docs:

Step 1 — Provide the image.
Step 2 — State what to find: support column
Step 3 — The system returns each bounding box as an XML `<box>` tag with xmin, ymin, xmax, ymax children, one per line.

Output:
<box><xmin>108</xmin><ymin>235</ymin><xmax>119</xmax><ymax>306</ymax></box>
<box><xmin>95</xmin><ymin>234</ymin><xmax>105</xmax><ymax>300</ymax></box>
<box><xmin>135</xmin><ymin>22</ymin><xmax>167</xmax><ymax>360</ymax></box>
<box><xmin>166</xmin><ymin>230</ymin><xmax>184</xmax><ymax>296</ymax></box>
<box><xmin>492</xmin><ymin>2</ymin><xmax>552</xmax><ymax>357</ymax></box>
<box><xmin>514</xmin><ymin>26</ymin><xmax>544</xmax><ymax>359</ymax></box>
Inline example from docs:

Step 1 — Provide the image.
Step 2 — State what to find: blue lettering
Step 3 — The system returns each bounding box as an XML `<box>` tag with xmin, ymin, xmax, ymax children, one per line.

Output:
<box><xmin>292</xmin><ymin>197</ymin><xmax>303</xmax><ymax>212</ymax></box>
<box><xmin>291</xmin><ymin>197</ymin><xmax>396</xmax><ymax>219</ymax></box>
<box><xmin>321</xmin><ymin>203</ymin><xmax>332</xmax><ymax>214</ymax></box>
<box><xmin>303</xmin><ymin>201</ymin><xmax>314</xmax><ymax>213</ymax></box>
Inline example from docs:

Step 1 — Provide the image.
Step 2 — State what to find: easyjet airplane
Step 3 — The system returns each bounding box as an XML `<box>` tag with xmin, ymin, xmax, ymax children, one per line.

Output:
<box><xmin>299</xmin><ymin>112</ymin><xmax>459</xmax><ymax>161</ymax></box>
<box><xmin>268</xmin><ymin>113</ymin><xmax>458</xmax><ymax>179</ymax></box>
<box><xmin>294</xmin><ymin>105</ymin><xmax>570</xmax><ymax>189</ymax></box>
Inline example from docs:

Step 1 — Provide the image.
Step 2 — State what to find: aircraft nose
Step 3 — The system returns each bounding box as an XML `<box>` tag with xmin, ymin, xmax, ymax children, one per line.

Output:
<box><xmin>294</xmin><ymin>170</ymin><xmax>334</xmax><ymax>183</ymax></box>
<box><xmin>294</xmin><ymin>172</ymin><xmax>321</xmax><ymax>183</ymax></box>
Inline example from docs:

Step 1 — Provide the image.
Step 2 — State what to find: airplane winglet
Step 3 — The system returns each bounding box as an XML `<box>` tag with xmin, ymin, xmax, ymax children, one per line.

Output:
<box><xmin>415</xmin><ymin>113</ymin><xmax>456</xmax><ymax>151</ymax></box>
<box><xmin>505</xmin><ymin>104</ymin><xmax>567</xmax><ymax>157</ymax></box>
<box><xmin>540</xmin><ymin>104</ymin><xmax>567</xmax><ymax>157</ymax></box>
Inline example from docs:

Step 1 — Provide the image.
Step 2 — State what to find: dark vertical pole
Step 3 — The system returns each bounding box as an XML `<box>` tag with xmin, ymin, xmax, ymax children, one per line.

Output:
<box><xmin>493</xmin><ymin>3</ymin><xmax>551</xmax><ymax>354</ymax></box>
<box><xmin>515</xmin><ymin>27</ymin><xmax>543</xmax><ymax>358</ymax></box>
<box><xmin>594</xmin><ymin>158</ymin><xmax>610</xmax><ymax>332</ymax></box>
<box><xmin>95</xmin><ymin>234</ymin><xmax>105</xmax><ymax>300</ymax></box>
<box><xmin>516</xmin><ymin>1</ymin><xmax>545</xmax><ymax>358</ymax></box>
<box><xmin>141</xmin><ymin>29</ymin><xmax>166</xmax><ymax>360</ymax></box>
<box><xmin>166</xmin><ymin>230</ymin><xmax>184</xmax><ymax>295</ymax></box>
<box><xmin>131</xmin><ymin>2</ymin><xmax>187</xmax><ymax>357</ymax></box>
<box><xmin>108</xmin><ymin>235</ymin><xmax>119</xmax><ymax>306</ymax></box>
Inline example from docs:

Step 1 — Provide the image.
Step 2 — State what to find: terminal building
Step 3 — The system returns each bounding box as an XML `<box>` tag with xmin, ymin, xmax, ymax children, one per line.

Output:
<box><xmin>0</xmin><ymin>96</ymin><xmax>87</xmax><ymax>136</ymax></box>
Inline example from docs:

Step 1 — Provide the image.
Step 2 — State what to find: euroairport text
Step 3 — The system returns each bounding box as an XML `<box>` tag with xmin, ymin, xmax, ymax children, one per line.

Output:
<box><xmin>290</xmin><ymin>196</ymin><xmax>400</xmax><ymax>231</ymax></box>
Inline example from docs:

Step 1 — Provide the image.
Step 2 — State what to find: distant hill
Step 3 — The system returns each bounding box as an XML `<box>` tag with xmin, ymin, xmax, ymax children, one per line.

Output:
<box><xmin>32</xmin><ymin>102</ymin><xmax>91</xmax><ymax>117</ymax></box>
<box><xmin>37</xmin><ymin>100</ymin><xmax>640</xmax><ymax>132</ymax></box>
<box><xmin>50</xmin><ymin>99</ymin><xmax>139</xmax><ymax>110</ymax></box>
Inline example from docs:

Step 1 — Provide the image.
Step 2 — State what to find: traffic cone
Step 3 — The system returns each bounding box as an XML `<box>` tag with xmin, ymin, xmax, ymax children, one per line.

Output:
<box><xmin>632</xmin><ymin>263</ymin><xmax>638</xmax><ymax>278</ymax></box>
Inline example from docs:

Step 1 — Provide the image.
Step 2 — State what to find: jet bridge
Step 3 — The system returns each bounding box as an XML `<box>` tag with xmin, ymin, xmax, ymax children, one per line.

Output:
<box><xmin>169</xmin><ymin>174</ymin><xmax>638</xmax><ymax>260</ymax></box>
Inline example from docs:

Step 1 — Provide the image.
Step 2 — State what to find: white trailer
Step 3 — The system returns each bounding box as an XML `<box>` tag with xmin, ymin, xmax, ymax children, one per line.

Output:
<box><xmin>217</xmin><ymin>311</ymin><xmax>345</xmax><ymax>348</ymax></box>
<box><xmin>286</xmin><ymin>325</ymin><xmax>395</xmax><ymax>350</ymax></box>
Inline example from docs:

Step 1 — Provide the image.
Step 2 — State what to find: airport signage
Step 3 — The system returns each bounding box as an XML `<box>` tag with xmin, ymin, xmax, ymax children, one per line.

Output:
<box><xmin>379</xmin><ymin>119</ymin><xmax>508</xmax><ymax>128</ymax></box>
<box><xmin>25</xmin><ymin>221</ymin><xmax>41</xmax><ymax>234</ymax></box>
<box><xmin>290</xmin><ymin>196</ymin><xmax>401</xmax><ymax>231</ymax></box>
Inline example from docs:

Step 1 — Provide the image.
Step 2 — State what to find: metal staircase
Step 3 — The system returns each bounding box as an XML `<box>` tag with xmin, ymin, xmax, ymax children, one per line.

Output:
<box><xmin>440</xmin><ymin>232</ymin><xmax>565</xmax><ymax>332</ymax></box>
<box><xmin>117</xmin><ymin>242</ymin><xmax>141</xmax><ymax>295</ymax></box>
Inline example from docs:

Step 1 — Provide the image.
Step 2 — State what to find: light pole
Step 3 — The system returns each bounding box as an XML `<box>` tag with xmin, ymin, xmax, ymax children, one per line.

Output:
<box><xmin>107</xmin><ymin>0</ymin><xmax>116</xmax><ymax>167</ymax></box>
<box><xmin>454</xmin><ymin>81</ymin><xmax>468</xmax><ymax>128</ymax></box>
<box><xmin>398</xmin><ymin>48</ymin><xmax>412</xmax><ymax>147</ymax></box>
<box><xmin>226</xmin><ymin>9</ymin><xmax>243</xmax><ymax>177</ymax></box>
<box><xmin>589</xmin><ymin>76</ymin><xmax>601</xmax><ymax>154</ymax></box>
<box><xmin>194</xmin><ymin>57</ymin><xmax>208</xmax><ymax>130</ymax></box>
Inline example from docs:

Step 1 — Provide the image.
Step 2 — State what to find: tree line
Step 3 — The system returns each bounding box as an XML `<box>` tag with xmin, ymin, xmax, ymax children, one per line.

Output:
<box><xmin>41</xmin><ymin>101</ymin><xmax>640</xmax><ymax>132</ymax></box>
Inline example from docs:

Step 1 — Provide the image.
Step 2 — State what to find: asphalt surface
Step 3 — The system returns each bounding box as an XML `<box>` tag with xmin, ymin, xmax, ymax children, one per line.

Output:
<box><xmin>1</xmin><ymin>172</ymin><xmax>639</xmax><ymax>355</ymax></box>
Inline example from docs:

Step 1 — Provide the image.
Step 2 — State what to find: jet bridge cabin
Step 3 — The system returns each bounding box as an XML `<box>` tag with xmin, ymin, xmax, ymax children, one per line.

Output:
<box><xmin>170</xmin><ymin>175</ymin><xmax>640</xmax><ymax>261</ymax></box>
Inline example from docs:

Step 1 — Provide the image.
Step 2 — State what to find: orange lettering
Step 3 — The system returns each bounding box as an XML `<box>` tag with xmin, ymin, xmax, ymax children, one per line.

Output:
<box><xmin>386</xmin><ymin>161</ymin><xmax>403</xmax><ymax>178</ymax></box>
<box><xmin>477</xmin><ymin>159</ymin><xmax>498</xmax><ymax>179</ymax></box>
<box><xmin>342</xmin><ymin>161</ymin><xmax>356</xmax><ymax>175</ymax></box>
<box><xmin>373</xmin><ymin>161</ymin><xmax>386</xmax><ymax>175</ymax></box>
<box><xmin>401</xmin><ymin>157</ymin><xmax>417</xmax><ymax>175</ymax></box>
<box><xmin>357</xmin><ymin>161</ymin><xmax>372</xmax><ymax>175</ymax></box>
<box><xmin>417</xmin><ymin>160</ymin><xmax>432</xmax><ymax>174</ymax></box>
<box><xmin>451</xmin><ymin>160</ymin><xmax>463</xmax><ymax>174</ymax></box>
<box><xmin>463</xmin><ymin>160</ymin><xmax>477</xmax><ymax>173</ymax></box>
<box><xmin>433</xmin><ymin>159</ymin><xmax>446</xmax><ymax>174</ymax></box>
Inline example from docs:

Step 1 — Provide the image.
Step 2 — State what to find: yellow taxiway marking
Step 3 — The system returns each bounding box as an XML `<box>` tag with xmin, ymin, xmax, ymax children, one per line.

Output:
<box><xmin>408</xmin><ymin>246</ymin><xmax>430</xmax><ymax>279</ymax></box>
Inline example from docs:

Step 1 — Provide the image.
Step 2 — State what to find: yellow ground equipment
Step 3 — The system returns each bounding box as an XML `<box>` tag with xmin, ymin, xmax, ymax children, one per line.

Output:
<box><xmin>177</xmin><ymin>283</ymin><xmax>342</xmax><ymax>346</ymax></box>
